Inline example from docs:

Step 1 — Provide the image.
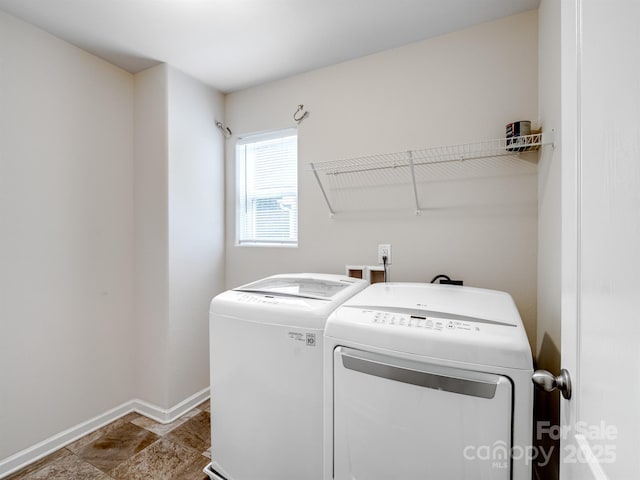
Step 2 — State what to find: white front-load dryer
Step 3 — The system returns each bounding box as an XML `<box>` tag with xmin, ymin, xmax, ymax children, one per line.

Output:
<box><xmin>206</xmin><ymin>273</ymin><xmax>368</xmax><ymax>480</ymax></box>
<box><xmin>323</xmin><ymin>282</ymin><xmax>534</xmax><ymax>480</ymax></box>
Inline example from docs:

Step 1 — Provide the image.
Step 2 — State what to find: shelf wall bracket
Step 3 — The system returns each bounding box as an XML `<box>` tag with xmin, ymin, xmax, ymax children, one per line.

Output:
<box><xmin>408</xmin><ymin>151</ymin><xmax>421</xmax><ymax>214</ymax></box>
<box><xmin>310</xmin><ymin>162</ymin><xmax>335</xmax><ymax>216</ymax></box>
<box><xmin>542</xmin><ymin>129</ymin><xmax>556</xmax><ymax>149</ymax></box>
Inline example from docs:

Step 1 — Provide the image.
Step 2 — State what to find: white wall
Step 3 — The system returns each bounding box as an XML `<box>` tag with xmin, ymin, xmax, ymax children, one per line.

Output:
<box><xmin>225</xmin><ymin>10</ymin><xmax>539</xmax><ymax>349</ymax></box>
<box><xmin>134</xmin><ymin>64</ymin><xmax>171</xmax><ymax>407</ymax></box>
<box><xmin>0</xmin><ymin>13</ymin><xmax>224</xmax><ymax>468</ymax></box>
<box><xmin>134</xmin><ymin>64</ymin><xmax>225</xmax><ymax>409</ymax></box>
<box><xmin>167</xmin><ymin>66</ymin><xmax>225</xmax><ymax>406</ymax></box>
<box><xmin>0</xmin><ymin>10</ymin><xmax>135</xmax><ymax>459</ymax></box>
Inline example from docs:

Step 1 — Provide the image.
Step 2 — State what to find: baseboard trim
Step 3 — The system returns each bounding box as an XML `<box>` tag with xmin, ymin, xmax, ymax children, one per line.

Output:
<box><xmin>0</xmin><ymin>387</ymin><xmax>210</xmax><ymax>479</ymax></box>
<box><xmin>0</xmin><ymin>401</ymin><xmax>134</xmax><ymax>479</ymax></box>
<box><xmin>132</xmin><ymin>387</ymin><xmax>210</xmax><ymax>424</ymax></box>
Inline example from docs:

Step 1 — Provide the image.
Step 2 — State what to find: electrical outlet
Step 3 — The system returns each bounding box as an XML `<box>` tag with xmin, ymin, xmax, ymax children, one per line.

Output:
<box><xmin>378</xmin><ymin>244</ymin><xmax>391</xmax><ymax>265</ymax></box>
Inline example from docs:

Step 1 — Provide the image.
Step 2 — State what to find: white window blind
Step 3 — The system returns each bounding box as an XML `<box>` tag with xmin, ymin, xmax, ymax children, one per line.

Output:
<box><xmin>237</xmin><ymin>129</ymin><xmax>298</xmax><ymax>246</ymax></box>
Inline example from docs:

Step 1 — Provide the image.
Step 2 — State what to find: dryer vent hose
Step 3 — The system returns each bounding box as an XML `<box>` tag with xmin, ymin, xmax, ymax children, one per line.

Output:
<box><xmin>430</xmin><ymin>274</ymin><xmax>463</xmax><ymax>286</ymax></box>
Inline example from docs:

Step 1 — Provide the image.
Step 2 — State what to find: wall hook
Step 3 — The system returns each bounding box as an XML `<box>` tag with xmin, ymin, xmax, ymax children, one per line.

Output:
<box><xmin>216</xmin><ymin>121</ymin><xmax>232</xmax><ymax>138</ymax></box>
<box><xmin>293</xmin><ymin>104</ymin><xmax>309</xmax><ymax>124</ymax></box>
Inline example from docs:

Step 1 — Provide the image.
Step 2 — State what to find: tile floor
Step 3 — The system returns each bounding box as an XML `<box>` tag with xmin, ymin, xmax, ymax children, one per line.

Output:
<box><xmin>6</xmin><ymin>400</ymin><xmax>211</xmax><ymax>480</ymax></box>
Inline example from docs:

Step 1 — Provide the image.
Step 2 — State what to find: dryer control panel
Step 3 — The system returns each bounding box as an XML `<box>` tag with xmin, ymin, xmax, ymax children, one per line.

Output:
<box><xmin>364</xmin><ymin>309</ymin><xmax>477</xmax><ymax>333</ymax></box>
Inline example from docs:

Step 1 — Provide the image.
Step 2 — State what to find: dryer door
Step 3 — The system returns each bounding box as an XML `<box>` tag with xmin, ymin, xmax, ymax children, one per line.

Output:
<box><xmin>332</xmin><ymin>347</ymin><xmax>513</xmax><ymax>480</ymax></box>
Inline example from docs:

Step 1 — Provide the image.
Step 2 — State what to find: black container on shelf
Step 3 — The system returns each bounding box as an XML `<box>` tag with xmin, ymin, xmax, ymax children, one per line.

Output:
<box><xmin>506</xmin><ymin>120</ymin><xmax>531</xmax><ymax>152</ymax></box>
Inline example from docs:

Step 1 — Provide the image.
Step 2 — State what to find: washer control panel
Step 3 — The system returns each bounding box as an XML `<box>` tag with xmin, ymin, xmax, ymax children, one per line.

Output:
<box><xmin>236</xmin><ymin>293</ymin><xmax>281</xmax><ymax>305</ymax></box>
<box><xmin>363</xmin><ymin>309</ymin><xmax>478</xmax><ymax>332</ymax></box>
<box><xmin>233</xmin><ymin>292</ymin><xmax>308</xmax><ymax>307</ymax></box>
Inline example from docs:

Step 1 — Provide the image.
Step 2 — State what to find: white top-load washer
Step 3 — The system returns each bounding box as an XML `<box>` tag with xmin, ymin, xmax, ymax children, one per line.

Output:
<box><xmin>323</xmin><ymin>282</ymin><xmax>533</xmax><ymax>480</ymax></box>
<box><xmin>207</xmin><ymin>273</ymin><xmax>368</xmax><ymax>480</ymax></box>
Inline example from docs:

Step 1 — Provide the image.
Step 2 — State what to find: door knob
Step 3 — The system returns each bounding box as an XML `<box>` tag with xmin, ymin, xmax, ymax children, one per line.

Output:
<box><xmin>532</xmin><ymin>369</ymin><xmax>572</xmax><ymax>400</ymax></box>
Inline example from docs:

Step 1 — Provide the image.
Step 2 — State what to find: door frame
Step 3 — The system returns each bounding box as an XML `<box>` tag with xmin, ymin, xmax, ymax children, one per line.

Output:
<box><xmin>559</xmin><ymin>0</ymin><xmax>580</xmax><ymax>477</ymax></box>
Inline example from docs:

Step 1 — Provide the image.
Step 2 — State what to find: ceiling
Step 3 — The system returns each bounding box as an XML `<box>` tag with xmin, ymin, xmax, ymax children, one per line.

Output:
<box><xmin>0</xmin><ymin>0</ymin><xmax>539</xmax><ymax>93</ymax></box>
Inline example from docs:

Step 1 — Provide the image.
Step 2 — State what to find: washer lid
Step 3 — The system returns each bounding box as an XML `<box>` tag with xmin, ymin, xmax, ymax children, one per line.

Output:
<box><xmin>211</xmin><ymin>273</ymin><xmax>369</xmax><ymax>328</ymax></box>
<box><xmin>235</xmin><ymin>275</ymin><xmax>353</xmax><ymax>300</ymax></box>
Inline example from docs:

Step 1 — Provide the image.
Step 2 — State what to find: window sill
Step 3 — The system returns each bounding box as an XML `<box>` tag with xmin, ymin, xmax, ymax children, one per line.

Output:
<box><xmin>236</xmin><ymin>242</ymin><xmax>298</xmax><ymax>248</ymax></box>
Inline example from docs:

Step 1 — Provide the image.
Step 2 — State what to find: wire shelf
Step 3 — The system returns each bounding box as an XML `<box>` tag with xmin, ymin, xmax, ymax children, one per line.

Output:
<box><xmin>309</xmin><ymin>132</ymin><xmax>553</xmax><ymax>215</ymax></box>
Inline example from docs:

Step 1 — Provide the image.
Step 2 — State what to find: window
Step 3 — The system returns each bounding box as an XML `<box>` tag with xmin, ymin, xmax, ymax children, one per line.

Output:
<box><xmin>236</xmin><ymin>129</ymin><xmax>298</xmax><ymax>246</ymax></box>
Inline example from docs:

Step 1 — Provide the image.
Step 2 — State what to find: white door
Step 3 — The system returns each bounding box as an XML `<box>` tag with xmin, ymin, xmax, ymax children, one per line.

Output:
<box><xmin>560</xmin><ymin>1</ymin><xmax>640</xmax><ymax>478</ymax></box>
